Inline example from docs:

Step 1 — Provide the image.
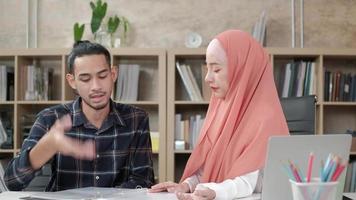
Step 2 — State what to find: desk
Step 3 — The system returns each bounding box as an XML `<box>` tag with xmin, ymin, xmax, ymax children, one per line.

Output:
<box><xmin>0</xmin><ymin>190</ymin><xmax>262</xmax><ymax>200</ymax></box>
<box><xmin>344</xmin><ymin>193</ymin><xmax>356</xmax><ymax>200</ymax></box>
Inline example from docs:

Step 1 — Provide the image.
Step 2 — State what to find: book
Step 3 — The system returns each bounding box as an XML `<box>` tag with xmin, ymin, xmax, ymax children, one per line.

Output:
<box><xmin>0</xmin><ymin>118</ymin><xmax>7</xmax><ymax>146</ymax></box>
<box><xmin>176</xmin><ymin>62</ymin><xmax>202</xmax><ymax>101</ymax></box>
<box><xmin>115</xmin><ymin>64</ymin><xmax>140</xmax><ymax>101</ymax></box>
<box><xmin>185</xmin><ymin>65</ymin><xmax>203</xmax><ymax>101</ymax></box>
<box><xmin>282</xmin><ymin>63</ymin><xmax>292</xmax><ymax>98</ymax></box>
<box><xmin>150</xmin><ymin>131</ymin><xmax>159</xmax><ymax>153</ymax></box>
<box><xmin>0</xmin><ymin>65</ymin><xmax>7</xmax><ymax>101</ymax></box>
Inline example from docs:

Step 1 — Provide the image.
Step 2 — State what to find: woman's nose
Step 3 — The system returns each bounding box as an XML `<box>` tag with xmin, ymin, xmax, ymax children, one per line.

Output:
<box><xmin>205</xmin><ymin>70</ymin><xmax>213</xmax><ymax>83</ymax></box>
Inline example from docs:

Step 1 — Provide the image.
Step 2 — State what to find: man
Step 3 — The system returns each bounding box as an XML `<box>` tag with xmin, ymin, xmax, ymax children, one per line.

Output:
<box><xmin>4</xmin><ymin>41</ymin><xmax>154</xmax><ymax>191</ymax></box>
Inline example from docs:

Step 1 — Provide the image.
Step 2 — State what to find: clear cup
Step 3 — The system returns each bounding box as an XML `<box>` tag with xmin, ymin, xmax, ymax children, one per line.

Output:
<box><xmin>289</xmin><ymin>179</ymin><xmax>338</xmax><ymax>200</ymax></box>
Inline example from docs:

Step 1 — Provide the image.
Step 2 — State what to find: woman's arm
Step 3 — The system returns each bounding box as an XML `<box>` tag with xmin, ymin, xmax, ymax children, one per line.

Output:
<box><xmin>195</xmin><ymin>170</ymin><xmax>260</xmax><ymax>199</ymax></box>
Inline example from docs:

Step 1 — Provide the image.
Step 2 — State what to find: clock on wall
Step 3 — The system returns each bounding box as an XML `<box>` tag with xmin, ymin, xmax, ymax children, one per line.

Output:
<box><xmin>185</xmin><ymin>32</ymin><xmax>202</xmax><ymax>48</ymax></box>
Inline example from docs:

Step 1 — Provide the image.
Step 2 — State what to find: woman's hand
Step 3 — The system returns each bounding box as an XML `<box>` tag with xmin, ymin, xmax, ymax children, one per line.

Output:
<box><xmin>176</xmin><ymin>187</ymin><xmax>216</xmax><ymax>200</ymax></box>
<box><xmin>148</xmin><ymin>181</ymin><xmax>190</xmax><ymax>193</ymax></box>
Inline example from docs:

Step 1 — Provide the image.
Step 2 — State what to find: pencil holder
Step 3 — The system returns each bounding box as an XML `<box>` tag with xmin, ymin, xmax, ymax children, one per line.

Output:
<box><xmin>289</xmin><ymin>179</ymin><xmax>338</xmax><ymax>200</ymax></box>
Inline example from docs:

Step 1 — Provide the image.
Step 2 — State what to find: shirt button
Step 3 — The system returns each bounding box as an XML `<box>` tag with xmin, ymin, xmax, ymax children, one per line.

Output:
<box><xmin>96</xmin><ymin>154</ymin><xmax>100</xmax><ymax>158</ymax></box>
<box><xmin>96</xmin><ymin>176</ymin><xmax>99</xmax><ymax>180</ymax></box>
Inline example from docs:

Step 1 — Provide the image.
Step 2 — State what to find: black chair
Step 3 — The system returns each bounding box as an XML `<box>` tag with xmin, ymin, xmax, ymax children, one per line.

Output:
<box><xmin>280</xmin><ymin>95</ymin><xmax>316</xmax><ymax>135</ymax></box>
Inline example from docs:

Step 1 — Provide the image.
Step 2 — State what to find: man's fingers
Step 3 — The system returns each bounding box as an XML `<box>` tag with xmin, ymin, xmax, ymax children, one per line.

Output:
<box><xmin>52</xmin><ymin>114</ymin><xmax>72</xmax><ymax>133</ymax></box>
<box><xmin>59</xmin><ymin>137</ymin><xmax>95</xmax><ymax>160</ymax></box>
<box><xmin>58</xmin><ymin>114</ymin><xmax>72</xmax><ymax>131</ymax></box>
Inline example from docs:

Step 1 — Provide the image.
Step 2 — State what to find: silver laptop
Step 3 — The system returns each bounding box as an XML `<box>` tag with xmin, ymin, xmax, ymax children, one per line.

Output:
<box><xmin>261</xmin><ymin>134</ymin><xmax>351</xmax><ymax>200</ymax></box>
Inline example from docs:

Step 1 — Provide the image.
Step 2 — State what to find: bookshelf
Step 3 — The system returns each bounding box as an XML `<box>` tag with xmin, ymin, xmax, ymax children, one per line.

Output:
<box><xmin>1</xmin><ymin>47</ymin><xmax>355</xmax><ymax>184</ymax></box>
<box><xmin>0</xmin><ymin>48</ymin><xmax>167</xmax><ymax>183</ymax></box>
<box><xmin>167</xmin><ymin>48</ymin><xmax>208</xmax><ymax>182</ymax></box>
<box><xmin>167</xmin><ymin>48</ymin><xmax>356</xmax><ymax>182</ymax></box>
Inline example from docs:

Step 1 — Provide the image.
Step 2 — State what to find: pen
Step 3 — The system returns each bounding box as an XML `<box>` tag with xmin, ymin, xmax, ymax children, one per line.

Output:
<box><xmin>307</xmin><ymin>152</ymin><xmax>314</xmax><ymax>182</ymax></box>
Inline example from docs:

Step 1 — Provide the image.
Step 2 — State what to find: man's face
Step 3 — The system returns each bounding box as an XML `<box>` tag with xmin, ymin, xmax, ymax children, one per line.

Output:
<box><xmin>66</xmin><ymin>54</ymin><xmax>117</xmax><ymax>111</ymax></box>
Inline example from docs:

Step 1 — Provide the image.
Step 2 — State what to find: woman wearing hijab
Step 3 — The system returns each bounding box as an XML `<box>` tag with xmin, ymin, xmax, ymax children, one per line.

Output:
<box><xmin>149</xmin><ymin>30</ymin><xmax>289</xmax><ymax>199</ymax></box>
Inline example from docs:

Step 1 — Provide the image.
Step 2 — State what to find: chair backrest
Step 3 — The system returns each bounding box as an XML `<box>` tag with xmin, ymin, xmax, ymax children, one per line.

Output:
<box><xmin>280</xmin><ymin>95</ymin><xmax>316</xmax><ymax>135</ymax></box>
<box><xmin>0</xmin><ymin>160</ymin><xmax>9</xmax><ymax>192</ymax></box>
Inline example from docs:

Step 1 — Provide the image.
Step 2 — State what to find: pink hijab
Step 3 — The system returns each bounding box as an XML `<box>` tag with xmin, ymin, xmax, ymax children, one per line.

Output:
<box><xmin>180</xmin><ymin>30</ymin><xmax>289</xmax><ymax>183</ymax></box>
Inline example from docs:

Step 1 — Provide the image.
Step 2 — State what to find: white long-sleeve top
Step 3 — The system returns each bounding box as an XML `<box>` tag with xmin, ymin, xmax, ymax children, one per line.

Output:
<box><xmin>183</xmin><ymin>168</ymin><xmax>262</xmax><ymax>199</ymax></box>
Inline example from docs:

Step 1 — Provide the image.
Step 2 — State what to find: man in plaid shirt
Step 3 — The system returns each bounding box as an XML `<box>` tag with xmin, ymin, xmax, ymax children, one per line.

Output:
<box><xmin>4</xmin><ymin>41</ymin><xmax>154</xmax><ymax>191</ymax></box>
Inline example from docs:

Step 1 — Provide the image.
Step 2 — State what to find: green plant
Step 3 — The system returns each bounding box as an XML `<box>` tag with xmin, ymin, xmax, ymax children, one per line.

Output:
<box><xmin>108</xmin><ymin>15</ymin><xmax>120</xmax><ymax>35</ymax></box>
<box><xmin>90</xmin><ymin>0</ymin><xmax>107</xmax><ymax>36</ymax></box>
<box><xmin>121</xmin><ymin>17</ymin><xmax>130</xmax><ymax>41</ymax></box>
<box><xmin>108</xmin><ymin>15</ymin><xmax>120</xmax><ymax>47</ymax></box>
<box><xmin>73</xmin><ymin>23</ymin><xmax>85</xmax><ymax>42</ymax></box>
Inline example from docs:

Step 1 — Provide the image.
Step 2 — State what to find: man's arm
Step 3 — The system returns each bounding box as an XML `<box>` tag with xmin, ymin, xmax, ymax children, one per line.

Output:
<box><xmin>29</xmin><ymin>115</ymin><xmax>94</xmax><ymax>170</ymax></box>
<box><xmin>119</xmin><ymin>114</ymin><xmax>154</xmax><ymax>188</ymax></box>
<box><xmin>4</xmin><ymin>113</ymin><xmax>50</xmax><ymax>191</ymax></box>
<box><xmin>4</xmin><ymin>113</ymin><xmax>95</xmax><ymax>191</ymax></box>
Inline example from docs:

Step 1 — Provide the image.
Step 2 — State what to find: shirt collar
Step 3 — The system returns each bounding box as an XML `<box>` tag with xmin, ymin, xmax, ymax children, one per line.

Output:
<box><xmin>71</xmin><ymin>97</ymin><xmax>126</xmax><ymax>128</ymax></box>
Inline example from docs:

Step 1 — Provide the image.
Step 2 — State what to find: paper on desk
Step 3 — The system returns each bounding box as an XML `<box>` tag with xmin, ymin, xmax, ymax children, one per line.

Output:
<box><xmin>23</xmin><ymin>187</ymin><xmax>153</xmax><ymax>200</ymax></box>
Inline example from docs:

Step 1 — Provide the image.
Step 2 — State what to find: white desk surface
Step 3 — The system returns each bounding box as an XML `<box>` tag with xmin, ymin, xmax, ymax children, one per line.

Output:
<box><xmin>344</xmin><ymin>193</ymin><xmax>356</xmax><ymax>199</ymax></box>
<box><xmin>0</xmin><ymin>191</ymin><xmax>262</xmax><ymax>200</ymax></box>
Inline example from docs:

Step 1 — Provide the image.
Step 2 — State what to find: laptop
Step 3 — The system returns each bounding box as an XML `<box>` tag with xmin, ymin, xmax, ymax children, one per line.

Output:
<box><xmin>261</xmin><ymin>134</ymin><xmax>351</xmax><ymax>200</ymax></box>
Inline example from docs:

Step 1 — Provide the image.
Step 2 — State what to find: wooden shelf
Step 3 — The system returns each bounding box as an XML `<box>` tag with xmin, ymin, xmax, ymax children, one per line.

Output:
<box><xmin>0</xmin><ymin>101</ymin><xmax>15</xmax><ymax>105</ymax></box>
<box><xmin>17</xmin><ymin>101</ymin><xmax>63</xmax><ymax>105</ymax></box>
<box><xmin>174</xmin><ymin>150</ymin><xmax>193</xmax><ymax>154</ymax></box>
<box><xmin>322</xmin><ymin>102</ymin><xmax>356</xmax><ymax>106</ymax></box>
<box><xmin>115</xmin><ymin>101</ymin><xmax>159</xmax><ymax>105</ymax></box>
<box><xmin>174</xmin><ymin>101</ymin><xmax>209</xmax><ymax>105</ymax></box>
<box><xmin>0</xmin><ymin>149</ymin><xmax>15</xmax><ymax>153</ymax></box>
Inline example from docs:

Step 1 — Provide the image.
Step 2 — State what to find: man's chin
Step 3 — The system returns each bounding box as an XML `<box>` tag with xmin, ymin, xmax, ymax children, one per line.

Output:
<box><xmin>91</xmin><ymin>102</ymin><xmax>108</xmax><ymax>110</ymax></box>
<box><xmin>87</xmin><ymin>100</ymin><xmax>109</xmax><ymax>110</ymax></box>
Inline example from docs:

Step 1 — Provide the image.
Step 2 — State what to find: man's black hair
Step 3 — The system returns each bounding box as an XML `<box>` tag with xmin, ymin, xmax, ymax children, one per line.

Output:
<box><xmin>67</xmin><ymin>40</ymin><xmax>111</xmax><ymax>74</ymax></box>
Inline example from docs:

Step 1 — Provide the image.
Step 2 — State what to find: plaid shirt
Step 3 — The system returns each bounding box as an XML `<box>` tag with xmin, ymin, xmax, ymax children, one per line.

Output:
<box><xmin>4</xmin><ymin>97</ymin><xmax>154</xmax><ymax>191</ymax></box>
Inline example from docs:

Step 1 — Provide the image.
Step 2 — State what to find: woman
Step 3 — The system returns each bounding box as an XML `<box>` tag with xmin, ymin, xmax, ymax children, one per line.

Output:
<box><xmin>150</xmin><ymin>30</ymin><xmax>289</xmax><ymax>199</ymax></box>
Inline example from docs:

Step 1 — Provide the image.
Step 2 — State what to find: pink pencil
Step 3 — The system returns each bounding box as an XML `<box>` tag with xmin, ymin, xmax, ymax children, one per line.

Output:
<box><xmin>331</xmin><ymin>163</ymin><xmax>346</xmax><ymax>182</ymax></box>
<box><xmin>306</xmin><ymin>152</ymin><xmax>314</xmax><ymax>182</ymax></box>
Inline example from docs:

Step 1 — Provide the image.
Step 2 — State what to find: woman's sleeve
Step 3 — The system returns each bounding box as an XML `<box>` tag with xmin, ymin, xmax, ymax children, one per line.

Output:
<box><xmin>182</xmin><ymin>168</ymin><xmax>203</xmax><ymax>192</ymax></box>
<box><xmin>196</xmin><ymin>170</ymin><xmax>260</xmax><ymax>199</ymax></box>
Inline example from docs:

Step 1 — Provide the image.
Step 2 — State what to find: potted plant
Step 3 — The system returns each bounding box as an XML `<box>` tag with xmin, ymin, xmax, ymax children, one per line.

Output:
<box><xmin>72</xmin><ymin>0</ymin><xmax>130</xmax><ymax>47</ymax></box>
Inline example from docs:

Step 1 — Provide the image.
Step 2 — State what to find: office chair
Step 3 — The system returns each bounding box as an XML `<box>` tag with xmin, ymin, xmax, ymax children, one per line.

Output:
<box><xmin>280</xmin><ymin>95</ymin><xmax>316</xmax><ymax>135</ymax></box>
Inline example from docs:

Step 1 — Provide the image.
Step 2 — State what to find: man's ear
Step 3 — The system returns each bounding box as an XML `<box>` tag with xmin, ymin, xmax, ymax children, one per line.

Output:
<box><xmin>66</xmin><ymin>73</ymin><xmax>76</xmax><ymax>90</ymax></box>
<box><xmin>111</xmin><ymin>66</ymin><xmax>118</xmax><ymax>82</ymax></box>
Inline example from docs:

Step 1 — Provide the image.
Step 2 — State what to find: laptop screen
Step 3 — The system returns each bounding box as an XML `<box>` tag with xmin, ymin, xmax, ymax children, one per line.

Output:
<box><xmin>261</xmin><ymin>134</ymin><xmax>351</xmax><ymax>200</ymax></box>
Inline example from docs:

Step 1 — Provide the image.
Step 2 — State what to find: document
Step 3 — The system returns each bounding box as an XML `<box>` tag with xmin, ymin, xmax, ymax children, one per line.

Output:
<box><xmin>22</xmin><ymin>187</ymin><xmax>177</xmax><ymax>200</ymax></box>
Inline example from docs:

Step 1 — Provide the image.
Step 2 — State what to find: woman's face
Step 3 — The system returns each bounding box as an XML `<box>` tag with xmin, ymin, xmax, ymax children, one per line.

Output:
<box><xmin>205</xmin><ymin>39</ymin><xmax>229</xmax><ymax>99</ymax></box>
